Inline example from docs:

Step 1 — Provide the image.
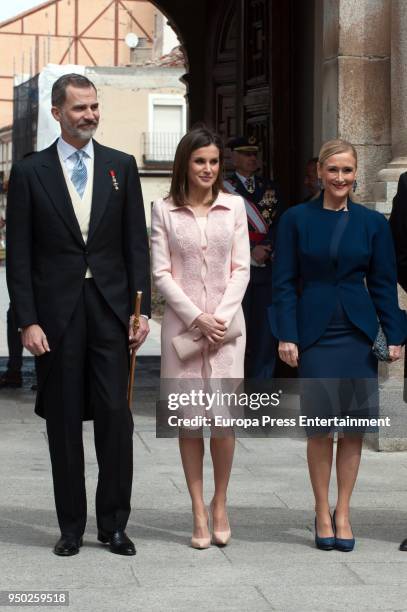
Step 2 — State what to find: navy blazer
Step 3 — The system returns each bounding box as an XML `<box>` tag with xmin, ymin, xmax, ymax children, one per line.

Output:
<box><xmin>269</xmin><ymin>195</ymin><xmax>407</xmax><ymax>350</ymax></box>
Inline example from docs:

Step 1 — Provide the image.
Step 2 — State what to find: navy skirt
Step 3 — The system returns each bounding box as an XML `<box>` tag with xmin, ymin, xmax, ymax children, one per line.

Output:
<box><xmin>298</xmin><ymin>301</ymin><xmax>378</xmax><ymax>436</ymax></box>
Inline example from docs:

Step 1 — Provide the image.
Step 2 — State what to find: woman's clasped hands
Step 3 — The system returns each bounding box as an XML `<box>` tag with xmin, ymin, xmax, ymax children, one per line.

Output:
<box><xmin>193</xmin><ymin>313</ymin><xmax>226</xmax><ymax>348</ymax></box>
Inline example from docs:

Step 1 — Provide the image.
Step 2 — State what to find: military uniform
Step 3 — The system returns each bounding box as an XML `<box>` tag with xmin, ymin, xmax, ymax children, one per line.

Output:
<box><xmin>224</xmin><ymin>137</ymin><xmax>285</xmax><ymax>378</ymax></box>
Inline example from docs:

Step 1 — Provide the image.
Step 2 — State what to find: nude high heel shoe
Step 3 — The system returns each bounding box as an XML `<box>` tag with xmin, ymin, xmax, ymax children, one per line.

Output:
<box><xmin>190</xmin><ymin>510</ymin><xmax>211</xmax><ymax>549</ymax></box>
<box><xmin>210</xmin><ymin>500</ymin><xmax>231</xmax><ymax>547</ymax></box>
<box><xmin>191</xmin><ymin>534</ymin><xmax>211</xmax><ymax>549</ymax></box>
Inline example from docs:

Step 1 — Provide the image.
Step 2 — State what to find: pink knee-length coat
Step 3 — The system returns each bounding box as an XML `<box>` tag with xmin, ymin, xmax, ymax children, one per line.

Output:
<box><xmin>151</xmin><ymin>193</ymin><xmax>250</xmax><ymax>378</ymax></box>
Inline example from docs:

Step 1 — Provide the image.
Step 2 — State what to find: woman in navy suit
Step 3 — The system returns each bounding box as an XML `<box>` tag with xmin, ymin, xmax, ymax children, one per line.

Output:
<box><xmin>270</xmin><ymin>139</ymin><xmax>406</xmax><ymax>551</ymax></box>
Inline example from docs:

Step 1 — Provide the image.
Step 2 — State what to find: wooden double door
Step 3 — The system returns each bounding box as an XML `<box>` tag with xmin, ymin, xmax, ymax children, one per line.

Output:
<box><xmin>206</xmin><ymin>0</ymin><xmax>312</xmax><ymax>204</ymax></box>
<box><xmin>154</xmin><ymin>0</ymin><xmax>314</xmax><ymax>203</ymax></box>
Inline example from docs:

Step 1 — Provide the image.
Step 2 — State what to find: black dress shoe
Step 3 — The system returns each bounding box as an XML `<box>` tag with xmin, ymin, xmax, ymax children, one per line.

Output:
<box><xmin>97</xmin><ymin>529</ymin><xmax>136</xmax><ymax>556</ymax></box>
<box><xmin>53</xmin><ymin>535</ymin><xmax>83</xmax><ymax>556</ymax></box>
<box><xmin>399</xmin><ymin>539</ymin><xmax>407</xmax><ymax>551</ymax></box>
<box><xmin>0</xmin><ymin>370</ymin><xmax>22</xmax><ymax>389</ymax></box>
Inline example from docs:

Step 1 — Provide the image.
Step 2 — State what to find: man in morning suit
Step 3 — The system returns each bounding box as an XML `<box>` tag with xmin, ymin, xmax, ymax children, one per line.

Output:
<box><xmin>6</xmin><ymin>74</ymin><xmax>151</xmax><ymax>556</ymax></box>
<box><xmin>223</xmin><ymin>136</ymin><xmax>284</xmax><ymax>378</ymax></box>
<box><xmin>389</xmin><ymin>172</ymin><xmax>407</xmax><ymax>402</ymax></box>
<box><xmin>389</xmin><ymin>172</ymin><xmax>407</xmax><ymax>391</ymax></box>
<box><xmin>389</xmin><ymin>172</ymin><xmax>407</xmax><ymax>552</ymax></box>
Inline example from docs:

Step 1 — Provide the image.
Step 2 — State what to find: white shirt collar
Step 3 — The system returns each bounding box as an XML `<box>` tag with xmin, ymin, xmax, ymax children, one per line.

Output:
<box><xmin>236</xmin><ymin>171</ymin><xmax>255</xmax><ymax>186</ymax></box>
<box><xmin>57</xmin><ymin>136</ymin><xmax>94</xmax><ymax>162</ymax></box>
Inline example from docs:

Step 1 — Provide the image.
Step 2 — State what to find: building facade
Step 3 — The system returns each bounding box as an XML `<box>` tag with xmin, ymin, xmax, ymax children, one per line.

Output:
<box><xmin>4</xmin><ymin>0</ymin><xmax>404</xmax><ymax>210</ymax></box>
<box><xmin>0</xmin><ymin>1</ymin><xmax>186</xmax><ymax>225</ymax></box>
<box><xmin>89</xmin><ymin>61</ymin><xmax>186</xmax><ymax>226</ymax></box>
<box><xmin>150</xmin><ymin>0</ymin><xmax>403</xmax><ymax>211</ymax></box>
<box><xmin>0</xmin><ymin>0</ymin><xmax>157</xmax><ymax>128</ymax></box>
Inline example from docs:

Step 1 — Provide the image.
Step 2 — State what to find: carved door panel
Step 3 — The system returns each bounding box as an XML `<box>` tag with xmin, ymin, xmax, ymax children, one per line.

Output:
<box><xmin>216</xmin><ymin>85</ymin><xmax>237</xmax><ymax>167</ymax></box>
<box><xmin>243</xmin><ymin>0</ymin><xmax>272</xmax><ymax>178</ymax></box>
<box><xmin>211</xmin><ymin>0</ymin><xmax>292</xmax><ymax>195</ymax></box>
<box><xmin>245</xmin><ymin>0</ymin><xmax>269</xmax><ymax>87</ymax></box>
<box><xmin>212</xmin><ymin>0</ymin><xmax>240</xmax><ymax>170</ymax></box>
<box><xmin>213</xmin><ymin>0</ymin><xmax>273</xmax><ymax>177</ymax></box>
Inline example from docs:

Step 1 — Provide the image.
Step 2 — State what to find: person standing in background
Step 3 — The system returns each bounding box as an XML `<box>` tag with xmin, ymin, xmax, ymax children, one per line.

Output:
<box><xmin>224</xmin><ymin>136</ymin><xmax>284</xmax><ymax>378</ymax></box>
<box><xmin>0</xmin><ymin>178</ymin><xmax>25</xmax><ymax>389</ymax></box>
<box><xmin>389</xmin><ymin>170</ymin><xmax>407</xmax><ymax>549</ymax></box>
<box><xmin>303</xmin><ymin>157</ymin><xmax>320</xmax><ymax>201</ymax></box>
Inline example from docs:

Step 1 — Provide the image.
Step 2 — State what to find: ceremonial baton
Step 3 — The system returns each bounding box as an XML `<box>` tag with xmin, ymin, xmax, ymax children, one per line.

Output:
<box><xmin>127</xmin><ymin>291</ymin><xmax>143</xmax><ymax>409</ymax></box>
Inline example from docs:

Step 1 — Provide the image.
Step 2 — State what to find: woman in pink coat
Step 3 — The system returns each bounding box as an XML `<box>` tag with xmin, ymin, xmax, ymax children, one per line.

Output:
<box><xmin>151</xmin><ymin>127</ymin><xmax>250</xmax><ymax>549</ymax></box>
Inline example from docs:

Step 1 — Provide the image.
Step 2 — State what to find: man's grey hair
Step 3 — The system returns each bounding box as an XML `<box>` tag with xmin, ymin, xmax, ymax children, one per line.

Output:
<box><xmin>51</xmin><ymin>73</ymin><xmax>97</xmax><ymax>107</ymax></box>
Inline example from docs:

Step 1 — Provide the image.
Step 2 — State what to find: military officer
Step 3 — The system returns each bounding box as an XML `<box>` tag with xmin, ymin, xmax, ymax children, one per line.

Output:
<box><xmin>224</xmin><ymin>136</ymin><xmax>285</xmax><ymax>378</ymax></box>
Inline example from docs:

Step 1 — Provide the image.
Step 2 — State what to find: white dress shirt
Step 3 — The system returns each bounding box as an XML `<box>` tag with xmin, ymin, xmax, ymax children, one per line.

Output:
<box><xmin>57</xmin><ymin>136</ymin><xmax>149</xmax><ymax>321</ymax></box>
<box><xmin>57</xmin><ymin>137</ymin><xmax>94</xmax><ymax>177</ymax></box>
<box><xmin>236</xmin><ymin>171</ymin><xmax>256</xmax><ymax>191</ymax></box>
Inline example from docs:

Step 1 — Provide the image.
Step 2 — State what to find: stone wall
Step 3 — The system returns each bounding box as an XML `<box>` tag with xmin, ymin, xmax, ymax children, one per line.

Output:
<box><xmin>319</xmin><ymin>0</ymin><xmax>392</xmax><ymax>203</ymax></box>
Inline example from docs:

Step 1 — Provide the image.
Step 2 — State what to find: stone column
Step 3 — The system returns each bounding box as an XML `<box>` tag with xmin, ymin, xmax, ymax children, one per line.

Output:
<box><xmin>375</xmin><ymin>0</ymin><xmax>407</xmax><ymax>211</ymax></box>
<box><xmin>318</xmin><ymin>0</ymin><xmax>391</xmax><ymax>204</ymax></box>
<box><xmin>371</xmin><ymin>0</ymin><xmax>407</xmax><ymax>452</ymax></box>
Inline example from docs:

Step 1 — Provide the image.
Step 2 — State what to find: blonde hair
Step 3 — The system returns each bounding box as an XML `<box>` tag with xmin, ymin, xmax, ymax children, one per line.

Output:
<box><xmin>318</xmin><ymin>139</ymin><xmax>357</xmax><ymax>167</ymax></box>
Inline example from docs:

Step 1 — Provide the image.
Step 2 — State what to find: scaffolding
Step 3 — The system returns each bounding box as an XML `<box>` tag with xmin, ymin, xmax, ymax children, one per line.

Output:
<box><xmin>13</xmin><ymin>76</ymin><xmax>39</xmax><ymax>162</ymax></box>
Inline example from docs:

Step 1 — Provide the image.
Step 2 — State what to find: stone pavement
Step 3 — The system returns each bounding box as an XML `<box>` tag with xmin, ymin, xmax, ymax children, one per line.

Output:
<box><xmin>1</xmin><ymin>272</ymin><xmax>407</xmax><ymax>611</ymax></box>
<box><xmin>2</xmin><ymin>359</ymin><xmax>407</xmax><ymax>612</ymax></box>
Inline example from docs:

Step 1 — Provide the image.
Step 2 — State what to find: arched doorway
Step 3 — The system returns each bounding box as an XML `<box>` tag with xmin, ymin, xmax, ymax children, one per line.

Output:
<box><xmin>149</xmin><ymin>0</ymin><xmax>316</xmax><ymax>204</ymax></box>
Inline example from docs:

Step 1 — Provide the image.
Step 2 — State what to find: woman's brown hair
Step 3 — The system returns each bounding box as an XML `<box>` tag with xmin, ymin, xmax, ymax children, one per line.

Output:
<box><xmin>169</xmin><ymin>126</ymin><xmax>224</xmax><ymax>207</ymax></box>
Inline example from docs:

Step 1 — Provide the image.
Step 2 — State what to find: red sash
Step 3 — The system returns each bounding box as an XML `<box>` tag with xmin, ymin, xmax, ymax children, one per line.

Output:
<box><xmin>249</xmin><ymin>231</ymin><xmax>267</xmax><ymax>244</ymax></box>
<box><xmin>223</xmin><ymin>179</ymin><xmax>268</xmax><ymax>234</ymax></box>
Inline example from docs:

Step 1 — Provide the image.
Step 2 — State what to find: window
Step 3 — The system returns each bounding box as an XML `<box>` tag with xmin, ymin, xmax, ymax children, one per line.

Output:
<box><xmin>144</xmin><ymin>94</ymin><xmax>186</xmax><ymax>164</ymax></box>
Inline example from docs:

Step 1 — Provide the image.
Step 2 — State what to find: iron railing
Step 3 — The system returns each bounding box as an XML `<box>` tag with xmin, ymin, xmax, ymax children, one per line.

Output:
<box><xmin>142</xmin><ymin>132</ymin><xmax>184</xmax><ymax>165</ymax></box>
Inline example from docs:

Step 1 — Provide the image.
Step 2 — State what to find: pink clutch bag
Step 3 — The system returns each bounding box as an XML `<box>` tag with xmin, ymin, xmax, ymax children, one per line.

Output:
<box><xmin>172</xmin><ymin>316</ymin><xmax>242</xmax><ymax>362</ymax></box>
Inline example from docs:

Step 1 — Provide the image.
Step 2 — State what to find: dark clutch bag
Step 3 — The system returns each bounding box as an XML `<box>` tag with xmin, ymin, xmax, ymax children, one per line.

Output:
<box><xmin>372</xmin><ymin>325</ymin><xmax>391</xmax><ymax>362</ymax></box>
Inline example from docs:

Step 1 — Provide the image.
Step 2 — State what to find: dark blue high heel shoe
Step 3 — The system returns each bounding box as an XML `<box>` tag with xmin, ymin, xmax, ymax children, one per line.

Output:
<box><xmin>314</xmin><ymin>515</ymin><xmax>335</xmax><ymax>550</ymax></box>
<box><xmin>333</xmin><ymin>510</ymin><xmax>355</xmax><ymax>552</ymax></box>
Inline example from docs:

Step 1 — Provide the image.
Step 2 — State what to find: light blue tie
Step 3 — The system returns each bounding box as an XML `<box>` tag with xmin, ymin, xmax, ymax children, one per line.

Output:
<box><xmin>70</xmin><ymin>150</ymin><xmax>88</xmax><ymax>198</ymax></box>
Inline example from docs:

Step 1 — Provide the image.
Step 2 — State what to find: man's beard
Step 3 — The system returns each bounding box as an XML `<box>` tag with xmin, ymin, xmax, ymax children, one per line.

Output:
<box><xmin>61</xmin><ymin>117</ymin><xmax>98</xmax><ymax>141</ymax></box>
<box><xmin>75</xmin><ymin>126</ymin><xmax>97</xmax><ymax>140</ymax></box>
